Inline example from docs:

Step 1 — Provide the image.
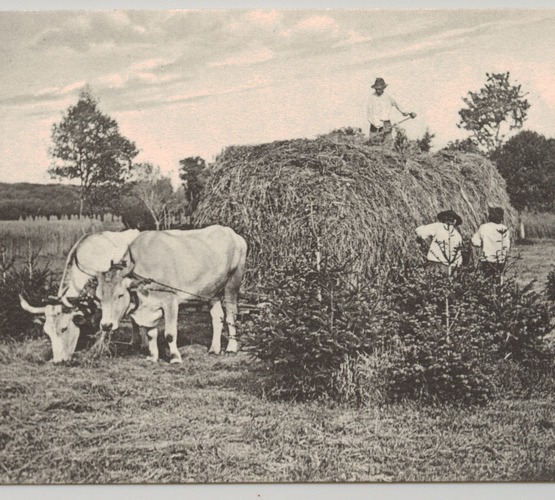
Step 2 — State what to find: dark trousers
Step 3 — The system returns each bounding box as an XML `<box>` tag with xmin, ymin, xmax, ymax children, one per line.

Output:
<box><xmin>480</xmin><ymin>261</ymin><xmax>505</xmax><ymax>279</ymax></box>
<box><xmin>369</xmin><ymin>120</ymin><xmax>392</xmax><ymax>135</ymax></box>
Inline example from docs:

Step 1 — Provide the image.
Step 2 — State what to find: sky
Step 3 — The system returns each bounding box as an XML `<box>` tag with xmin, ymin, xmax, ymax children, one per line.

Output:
<box><xmin>1</xmin><ymin>8</ymin><xmax>554</xmax><ymax>185</ymax></box>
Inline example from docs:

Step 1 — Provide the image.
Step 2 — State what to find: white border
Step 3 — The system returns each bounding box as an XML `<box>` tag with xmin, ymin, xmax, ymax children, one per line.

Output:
<box><xmin>1</xmin><ymin>2</ymin><xmax>555</xmax><ymax>500</ymax></box>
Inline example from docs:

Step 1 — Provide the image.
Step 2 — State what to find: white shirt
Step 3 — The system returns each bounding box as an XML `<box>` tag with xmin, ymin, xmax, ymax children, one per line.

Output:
<box><xmin>366</xmin><ymin>92</ymin><xmax>403</xmax><ymax>127</ymax></box>
<box><xmin>471</xmin><ymin>222</ymin><xmax>511</xmax><ymax>263</ymax></box>
<box><xmin>415</xmin><ymin>222</ymin><xmax>463</xmax><ymax>267</ymax></box>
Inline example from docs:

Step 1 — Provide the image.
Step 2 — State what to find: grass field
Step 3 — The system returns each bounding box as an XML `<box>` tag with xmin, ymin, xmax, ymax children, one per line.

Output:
<box><xmin>1</xmin><ymin>333</ymin><xmax>555</xmax><ymax>483</ymax></box>
<box><xmin>511</xmin><ymin>239</ymin><xmax>555</xmax><ymax>290</ymax></box>
<box><xmin>522</xmin><ymin>212</ymin><xmax>555</xmax><ymax>239</ymax></box>
<box><xmin>0</xmin><ymin>218</ymin><xmax>124</xmax><ymax>262</ymax></box>
<box><xmin>0</xmin><ymin>235</ymin><xmax>554</xmax><ymax>484</ymax></box>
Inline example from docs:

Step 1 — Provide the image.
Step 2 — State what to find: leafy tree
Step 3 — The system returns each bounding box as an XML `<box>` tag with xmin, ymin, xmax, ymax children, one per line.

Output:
<box><xmin>179</xmin><ymin>156</ymin><xmax>208</xmax><ymax>215</ymax></box>
<box><xmin>48</xmin><ymin>86</ymin><xmax>138</xmax><ymax>218</ymax></box>
<box><xmin>112</xmin><ymin>183</ymin><xmax>156</xmax><ymax>230</ymax></box>
<box><xmin>416</xmin><ymin>129</ymin><xmax>435</xmax><ymax>152</ymax></box>
<box><xmin>492</xmin><ymin>130</ymin><xmax>555</xmax><ymax>213</ymax></box>
<box><xmin>458</xmin><ymin>72</ymin><xmax>530</xmax><ymax>155</ymax></box>
<box><xmin>441</xmin><ymin>137</ymin><xmax>481</xmax><ymax>154</ymax></box>
<box><xmin>129</xmin><ymin>163</ymin><xmax>176</xmax><ymax>230</ymax></box>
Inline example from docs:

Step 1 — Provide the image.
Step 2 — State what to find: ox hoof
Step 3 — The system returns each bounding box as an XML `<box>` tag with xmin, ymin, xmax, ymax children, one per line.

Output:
<box><xmin>208</xmin><ymin>347</ymin><xmax>221</xmax><ymax>355</ymax></box>
<box><xmin>169</xmin><ymin>355</ymin><xmax>183</xmax><ymax>364</ymax></box>
<box><xmin>146</xmin><ymin>356</ymin><xmax>158</xmax><ymax>363</ymax></box>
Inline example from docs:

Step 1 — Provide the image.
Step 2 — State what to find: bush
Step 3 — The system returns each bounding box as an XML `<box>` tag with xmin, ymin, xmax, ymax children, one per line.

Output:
<box><xmin>0</xmin><ymin>261</ymin><xmax>58</xmax><ymax>340</ymax></box>
<box><xmin>242</xmin><ymin>255</ymin><xmax>382</xmax><ymax>402</ymax></box>
<box><xmin>546</xmin><ymin>266</ymin><xmax>555</xmax><ymax>301</ymax></box>
<box><xmin>377</xmin><ymin>265</ymin><xmax>553</xmax><ymax>404</ymax></box>
<box><xmin>245</xmin><ymin>258</ymin><xmax>554</xmax><ymax>405</ymax></box>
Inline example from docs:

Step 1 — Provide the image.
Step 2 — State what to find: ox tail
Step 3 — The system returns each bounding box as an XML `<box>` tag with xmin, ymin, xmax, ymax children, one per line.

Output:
<box><xmin>58</xmin><ymin>233</ymin><xmax>92</xmax><ymax>298</ymax></box>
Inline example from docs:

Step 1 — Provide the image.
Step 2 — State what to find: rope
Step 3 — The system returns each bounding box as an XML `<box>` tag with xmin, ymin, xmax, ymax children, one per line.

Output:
<box><xmin>129</xmin><ymin>270</ymin><xmax>218</xmax><ymax>302</ymax></box>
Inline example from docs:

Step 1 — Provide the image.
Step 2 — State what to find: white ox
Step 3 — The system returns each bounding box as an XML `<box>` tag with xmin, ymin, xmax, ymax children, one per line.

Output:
<box><xmin>19</xmin><ymin>230</ymin><xmax>140</xmax><ymax>363</ymax></box>
<box><xmin>59</xmin><ymin>229</ymin><xmax>141</xmax><ymax>307</ymax></box>
<box><xmin>19</xmin><ymin>296</ymin><xmax>97</xmax><ymax>363</ymax></box>
<box><xmin>96</xmin><ymin>225</ymin><xmax>248</xmax><ymax>363</ymax></box>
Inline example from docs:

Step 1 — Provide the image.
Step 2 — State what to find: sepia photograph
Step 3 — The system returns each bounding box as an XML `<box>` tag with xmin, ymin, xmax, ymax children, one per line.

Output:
<box><xmin>1</xmin><ymin>3</ymin><xmax>555</xmax><ymax>489</ymax></box>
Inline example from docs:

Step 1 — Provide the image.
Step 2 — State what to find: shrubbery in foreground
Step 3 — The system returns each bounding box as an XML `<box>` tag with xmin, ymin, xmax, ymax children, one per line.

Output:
<box><xmin>243</xmin><ymin>259</ymin><xmax>554</xmax><ymax>405</ymax></box>
<box><xmin>243</xmin><ymin>255</ymin><xmax>382</xmax><ymax>402</ymax></box>
<box><xmin>380</xmin><ymin>265</ymin><xmax>553</xmax><ymax>404</ymax></box>
<box><xmin>0</xmin><ymin>261</ymin><xmax>58</xmax><ymax>340</ymax></box>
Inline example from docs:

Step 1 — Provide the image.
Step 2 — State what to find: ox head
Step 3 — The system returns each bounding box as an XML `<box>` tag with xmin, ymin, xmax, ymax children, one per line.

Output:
<box><xmin>96</xmin><ymin>259</ymin><xmax>135</xmax><ymax>332</ymax></box>
<box><xmin>19</xmin><ymin>295</ymin><xmax>96</xmax><ymax>363</ymax></box>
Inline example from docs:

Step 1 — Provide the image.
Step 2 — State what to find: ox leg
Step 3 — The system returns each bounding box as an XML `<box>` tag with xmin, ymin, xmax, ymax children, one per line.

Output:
<box><xmin>145</xmin><ymin>327</ymin><xmax>159</xmax><ymax>362</ymax></box>
<box><xmin>164</xmin><ymin>299</ymin><xmax>182</xmax><ymax>364</ymax></box>
<box><xmin>208</xmin><ymin>299</ymin><xmax>224</xmax><ymax>355</ymax></box>
<box><xmin>131</xmin><ymin>319</ymin><xmax>148</xmax><ymax>351</ymax></box>
<box><xmin>224</xmin><ymin>298</ymin><xmax>239</xmax><ymax>354</ymax></box>
<box><xmin>224</xmin><ymin>265</ymin><xmax>244</xmax><ymax>354</ymax></box>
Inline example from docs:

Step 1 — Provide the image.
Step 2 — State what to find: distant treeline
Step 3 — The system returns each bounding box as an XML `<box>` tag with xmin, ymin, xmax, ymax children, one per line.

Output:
<box><xmin>0</xmin><ymin>183</ymin><xmax>81</xmax><ymax>220</ymax></box>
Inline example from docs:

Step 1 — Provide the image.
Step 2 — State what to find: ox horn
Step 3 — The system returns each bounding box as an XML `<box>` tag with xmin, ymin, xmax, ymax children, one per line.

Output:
<box><xmin>110</xmin><ymin>258</ymin><xmax>134</xmax><ymax>277</ymax></box>
<box><xmin>19</xmin><ymin>295</ymin><xmax>46</xmax><ymax>315</ymax></box>
<box><xmin>61</xmin><ymin>295</ymin><xmax>76</xmax><ymax>308</ymax></box>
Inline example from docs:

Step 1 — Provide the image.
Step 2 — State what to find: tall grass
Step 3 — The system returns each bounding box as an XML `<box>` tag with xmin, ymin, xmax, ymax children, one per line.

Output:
<box><xmin>521</xmin><ymin>211</ymin><xmax>555</xmax><ymax>239</ymax></box>
<box><xmin>0</xmin><ymin>218</ymin><xmax>124</xmax><ymax>260</ymax></box>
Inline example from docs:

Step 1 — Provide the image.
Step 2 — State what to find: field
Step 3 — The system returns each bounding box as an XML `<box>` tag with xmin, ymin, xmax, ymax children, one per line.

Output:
<box><xmin>1</xmin><ymin>346</ymin><xmax>554</xmax><ymax>483</ymax></box>
<box><xmin>0</xmin><ymin>218</ymin><xmax>124</xmax><ymax>270</ymax></box>
<box><xmin>1</xmin><ymin>223</ymin><xmax>555</xmax><ymax>483</ymax></box>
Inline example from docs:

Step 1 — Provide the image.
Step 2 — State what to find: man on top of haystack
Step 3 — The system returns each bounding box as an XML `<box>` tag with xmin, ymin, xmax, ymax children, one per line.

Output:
<box><xmin>366</xmin><ymin>77</ymin><xmax>416</xmax><ymax>141</ymax></box>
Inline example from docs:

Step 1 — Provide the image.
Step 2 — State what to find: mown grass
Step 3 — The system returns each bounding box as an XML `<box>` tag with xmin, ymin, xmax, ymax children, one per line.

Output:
<box><xmin>1</xmin><ymin>336</ymin><xmax>555</xmax><ymax>484</ymax></box>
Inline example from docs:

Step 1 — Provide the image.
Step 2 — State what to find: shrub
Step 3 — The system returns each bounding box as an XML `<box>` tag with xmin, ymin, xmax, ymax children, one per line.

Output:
<box><xmin>242</xmin><ymin>254</ymin><xmax>382</xmax><ymax>401</ymax></box>
<box><xmin>546</xmin><ymin>266</ymin><xmax>555</xmax><ymax>301</ymax></box>
<box><xmin>245</xmin><ymin>258</ymin><xmax>554</xmax><ymax>405</ymax></box>
<box><xmin>377</xmin><ymin>265</ymin><xmax>554</xmax><ymax>404</ymax></box>
<box><xmin>0</xmin><ymin>261</ymin><xmax>58</xmax><ymax>340</ymax></box>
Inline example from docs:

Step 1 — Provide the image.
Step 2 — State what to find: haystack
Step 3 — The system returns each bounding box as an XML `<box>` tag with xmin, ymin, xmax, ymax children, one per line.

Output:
<box><xmin>193</xmin><ymin>135</ymin><xmax>515</xmax><ymax>288</ymax></box>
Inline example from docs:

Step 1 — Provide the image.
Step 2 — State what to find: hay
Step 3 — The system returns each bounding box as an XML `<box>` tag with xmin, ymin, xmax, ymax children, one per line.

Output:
<box><xmin>81</xmin><ymin>329</ymin><xmax>113</xmax><ymax>365</ymax></box>
<box><xmin>194</xmin><ymin>135</ymin><xmax>516</xmax><ymax>287</ymax></box>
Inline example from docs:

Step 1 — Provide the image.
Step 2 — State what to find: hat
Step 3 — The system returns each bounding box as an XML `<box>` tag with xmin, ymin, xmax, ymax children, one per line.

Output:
<box><xmin>488</xmin><ymin>206</ymin><xmax>504</xmax><ymax>224</ymax></box>
<box><xmin>437</xmin><ymin>210</ymin><xmax>462</xmax><ymax>226</ymax></box>
<box><xmin>371</xmin><ymin>77</ymin><xmax>387</xmax><ymax>89</ymax></box>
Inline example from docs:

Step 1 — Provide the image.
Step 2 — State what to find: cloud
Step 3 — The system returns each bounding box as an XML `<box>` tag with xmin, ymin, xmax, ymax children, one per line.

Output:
<box><xmin>246</xmin><ymin>10</ymin><xmax>280</xmax><ymax>26</ymax></box>
<box><xmin>162</xmin><ymin>77</ymin><xmax>271</xmax><ymax>106</ymax></box>
<box><xmin>1</xmin><ymin>79</ymin><xmax>87</xmax><ymax>108</ymax></box>
<box><xmin>30</xmin><ymin>11</ymin><xmax>152</xmax><ymax>53</ymax></box>
<box><xmin>296</xmin><ymin>15</ymin><xmax>337</xmax><ymax>32</ymax></box>
<box><xmin>208</xmin><ymin>47</ymin><xmax>274</xmax><ymax>68</ymax></box>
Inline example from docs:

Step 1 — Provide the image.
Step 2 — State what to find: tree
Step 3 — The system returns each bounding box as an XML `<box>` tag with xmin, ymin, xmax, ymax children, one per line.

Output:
<box><xmin>179</xmin><ymin>156</ymin><xmax>208</xmax><ymax>215</ymax></box>
<box><xmin>48</xmin><ymin>86</ymin><xmax>138</xmax><ymax>218</ymax></box>
<box><xmin>111</xmin><ymin>183</ymin><xmax>156</xmax><ymax>230</ymax></box>
<box><xmin>416</xmin><ymin>129</ymin><xmax>435</xmax><ymax>152</ymax></box>
<box><xmin>493</xmin><ymin>130</ymin><xmax>555</xmax><ymax>214</ymax></box>
<box><xmin>458</xmin><ymin>72</ymin><xmax>530</xmax><ymax>155</ymax></box>
<box><xmin>441</xmin><ymin>137</ymin><xmax>481</xmax><ymax>154</ymax></box>
<box><xmin>130</xmin><ymin>163</ymin><xmax>185</xmax><ymax>230</ymax></box>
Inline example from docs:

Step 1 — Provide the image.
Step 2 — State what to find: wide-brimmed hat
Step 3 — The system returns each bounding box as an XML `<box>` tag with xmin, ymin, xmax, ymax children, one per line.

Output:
<box><xmin>371</xmin><ymin>77</ymin><xmax>387</xmax><ymax>89</ymax></box>
<box><xmin>437</xmin><ymin>210</ymin><xmax>462</xmax><ymax>226</ymax></box>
